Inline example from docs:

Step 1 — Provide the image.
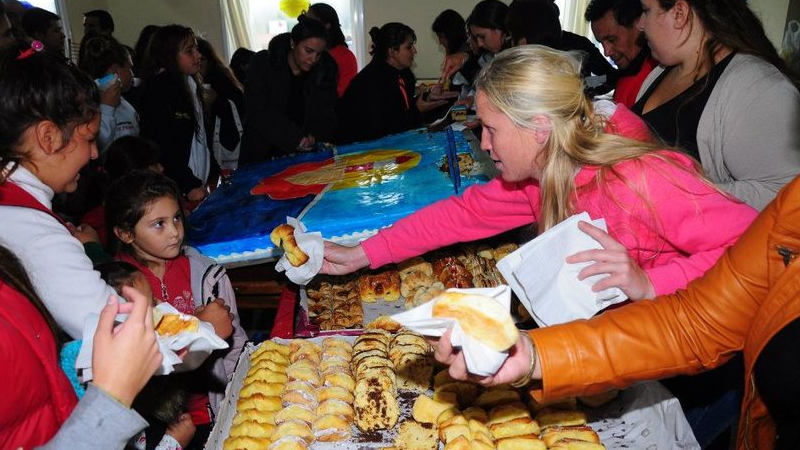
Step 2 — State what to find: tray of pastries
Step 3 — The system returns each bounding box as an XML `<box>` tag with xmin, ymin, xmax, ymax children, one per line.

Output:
<box><xmin>206</xmin><ymin>328</ymin><xmax>613</xmax><ymax>450</ymax></box>
<box><xmin>299</xmin><ymin>241</ymin><xmax>519</xmax><ymax>335</ymax></box>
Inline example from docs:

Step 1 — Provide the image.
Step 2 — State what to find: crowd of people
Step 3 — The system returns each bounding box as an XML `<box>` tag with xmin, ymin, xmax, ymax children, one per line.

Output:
<box><xmin>0</xmin><ymin>0</ymin><xmax>799</xmax><ymax>448</ymax></box>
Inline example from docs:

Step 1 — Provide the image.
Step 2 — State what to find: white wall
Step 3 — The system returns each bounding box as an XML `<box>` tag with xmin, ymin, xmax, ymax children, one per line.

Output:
<box><xmin>750</xmin><ymin>0</ymin><xmax>791</xmax><ymax>49</ymax></box>
<box><xmin>64</xmin><ymin>0</ymin><xmax>225</xmax><ymax>60</ymax></box>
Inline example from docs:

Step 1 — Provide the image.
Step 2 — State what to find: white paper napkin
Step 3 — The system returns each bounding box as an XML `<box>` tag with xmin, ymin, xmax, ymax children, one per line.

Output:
<box><xmin>496</xmin><ymin>212</ymin><xmax>627</xmax><ymax>327</ymax></box>
<box><xmin>391</xmin><ymin>286</ymin><xmax>513</xmax><ymax>376</ymax></box>
<box><xmin>274</xmin><ymin>216</ymin><xmax>324</xmax><ymax>285</ymax></box>
<box><xmin>76</xmin><ymin>302</ymin><xmax>229</xmax><ymax>381</ymax></box>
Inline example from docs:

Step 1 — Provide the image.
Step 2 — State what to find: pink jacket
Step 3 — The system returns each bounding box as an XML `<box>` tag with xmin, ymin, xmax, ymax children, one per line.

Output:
<box><xmin>362</xmin><ymin>107</ymin><xmax>758</xmax><ymax>296</ymax></box>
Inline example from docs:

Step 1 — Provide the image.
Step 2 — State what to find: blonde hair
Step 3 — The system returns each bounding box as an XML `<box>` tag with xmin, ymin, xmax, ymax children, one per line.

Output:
<box><xmin>476</xmin><ymin>45</ymin><xmax>695</xmax><ymax>232</ymax></box>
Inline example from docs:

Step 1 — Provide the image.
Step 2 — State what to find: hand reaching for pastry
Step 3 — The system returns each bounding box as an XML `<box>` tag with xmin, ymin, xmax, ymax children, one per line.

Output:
<box><xmin>429</xmin><ymin>328</ymin><xmax>541</xmax><ymax>386</ymax></box>
<box><xmin>92</xmin><ymin>286</ymin><xmax>162</xmax><ymax>407</ymax></box>
<box><xmin>565</xmin><ymin>221</ymin><xmax>656</xmax><ymax>300</ymax></box>
<box><xmin>195</xmin><ymin>298</ymin><xmax>234</xmax><ymax>340</ymax></box>
<box><xmin>320</xmin><ymin>241</ymin><xmax>370</xmax><ymax>275</ymax></box>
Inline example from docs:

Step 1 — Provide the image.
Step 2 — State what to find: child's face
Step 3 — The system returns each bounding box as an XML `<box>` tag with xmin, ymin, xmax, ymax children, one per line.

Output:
<box><xmin>177</xmin><ymin>37</ymin><xmax>201</xmax><ymax>76</ymax></box>
<box><xmin>129</xmin><ymin>196</ymin><xmax>184</xmax><ymax>265</ymax></box>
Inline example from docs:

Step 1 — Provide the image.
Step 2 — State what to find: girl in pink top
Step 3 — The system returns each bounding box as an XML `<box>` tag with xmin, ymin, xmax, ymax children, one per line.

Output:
<box><xmin>322</xmin><ymin>46</ymin><xmax>757</xmax><ymax>300</ymax></box>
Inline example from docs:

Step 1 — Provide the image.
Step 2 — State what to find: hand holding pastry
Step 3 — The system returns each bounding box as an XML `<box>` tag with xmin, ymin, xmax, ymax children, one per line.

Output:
<box><xmin>566</xmin><ymin>220</ymin><xmax>656</xmax><ymax>300</ymax></box>
<box><xmin>271</xmin><ymin>224</ymin><xmax>310</xmax><ymax>267</ymax></box>
<box><xmin>92</xmin><ymin>286</ymin><xmax>162</xmax><ymax>407</ymax></box>
<box><xmin>320</xmin><ymin>241</ymin><xmax>369</xmax><ymax>275</ymax></box>
<box><xmin>430</xmin><ymin>328</ymin><xmax>540</xmax><ymax>387</ymax></box>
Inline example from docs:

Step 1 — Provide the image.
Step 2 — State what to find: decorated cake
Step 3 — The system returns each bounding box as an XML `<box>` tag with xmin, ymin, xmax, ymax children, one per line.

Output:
<box><xmin>187</xmin><ymin>129</ymin><xmax>495</xmax><ymax>264</ymax></box>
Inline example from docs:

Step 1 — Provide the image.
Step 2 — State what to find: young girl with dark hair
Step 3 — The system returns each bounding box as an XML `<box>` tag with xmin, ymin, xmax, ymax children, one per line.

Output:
<box><xmin>105</xmin><ymin>170</ymin><xmax>247</xmax><ymax>448</ymax></box>
<box><xmin>239</xmin><ymin>14</ymin><xmax>338</xmax><ymax>163</ymax></box>
<box><xmin>633</xmin><ymin>0</ymin><xmax>800</xmax><ymax>210</ymax></box>
<box><xmin>79</xmin><ymin>35</ymin><xmax>140</xmax><ymax>152</ymax></box>
<box><xmin>337</xmin><ymin>22</ymin><xmax>447</xmax><ymax>143</ymax></box>
<box><xmin>139</xmin><ymin>24</ymin><xmax>215</xmax><ymax>202</ymax></box>
<box><xmin>307</xmin><ymin>3</ymin><xmax>358</xmax><ymax>96</ymax></box>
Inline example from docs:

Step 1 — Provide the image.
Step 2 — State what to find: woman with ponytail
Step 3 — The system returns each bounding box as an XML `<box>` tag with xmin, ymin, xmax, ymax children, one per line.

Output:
<box><xmin>337</xmin><ymin>22</ymin><xmax>447</xmax><ymax>143</ymax></box>
<box><xmin>323</xmin><ymin>46</ymin><xmax>756</xmax><ymax>303</ymax></box>
<box><xmin>307</xmin><ymin>3</ymin><xmax>357</xmax><ymax>96</ymax></box>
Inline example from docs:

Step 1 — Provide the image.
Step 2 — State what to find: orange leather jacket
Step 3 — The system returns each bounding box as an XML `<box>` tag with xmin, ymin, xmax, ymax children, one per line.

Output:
<box><xmin>529</xmin><ymin>175</ymin><xmax>800</xmax><ymax>450</ymax></box>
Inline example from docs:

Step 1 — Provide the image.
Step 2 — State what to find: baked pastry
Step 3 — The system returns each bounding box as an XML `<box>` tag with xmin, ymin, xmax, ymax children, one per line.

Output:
<box><xmin>495</xmin><ymin>436</ymin><xmax>547</xmax><ymax>450</ymax></box>
<box><xmin>273</xmin><ymin>420</ymin><xmax>315</xmax><ymax>444</ymax></box>
<box><xmin>492</xmin><ymin>243</ymin><xmax>518</xmax><ymax>261</ymax></box>
<box><xmin>239</xmin><ymin>380</ymin><xmax>284</xmax><ymax>397</ymax></box>
<box><xmin>487</xmin><ymin>402</ymin><xmax>531</xmax><ymax>426</ymax></box>
<box><xmin>274</xmin><ymin>404</ymin><xmax>316</xmax><ymax>426</ymax></box>
<box><xmin>232</xmin><ymin>410</ymin><xmax>276</xmax><ymax>426</ymax></box>
<box><xmin>462</xmin><ymin>406</ymin><xmax>489</xmax><ymax>424</ymax></box>
<box><xmin>400</xmin><ymin>270</ymin><xmax>435</xmax><ymax>298</ymax></box>
<box><xmin>155</xmin><ymin>313</ymin><xmax>198</xmax><ymax>336</ymax></box>
<box><xmin>316</xmin><ymin>398</ymin><xmax>355</xmax><ymax>420</ymax></box>
<box><xmin>398</xmin><ymin>257</ymin><xmax>434</xmax><ymax>279</ymax></box>
<box><xmin>540</xmin><ymin>426</ymin><xmax>601</xmax><ymax>447</ymax></box>
<box><xmin>267</xmin><ymin>435</ymin><xmax>309</xmax><ymax>450</ymax></box>
<box><xmin>237</xmin><ymin>394</ymin><xmax>283</xmax><ymax>412</ymax></box>
<box><xmin>357</xmin><ymin>271</ymin><xmax>401</xmax><ymax>302</ymax></box>
<box><xmin>535</xmin><ymin>409</ymin><xmax>587</xmax><ymax>428</ymax></box>
<box><xmin>393</xmin><ymin>420</ymin><xmax>438</xmax><ymax>450</ymax></box>
<box><xmin>280</xmin><ymin>389</ymin><xmax>318</xmax><ymax>409</ymax></box>
<box><xmin>244</xmin><ymin>369</ymin><xmax>288</xmax><ymax>386</ymax></box>
<box><xmin>364</xmin><ymin>315</ymin><xmax>404</xmax><ymax>332</ymax></box>
<box><xmin>318</xmin><ymin>386</ymin><xmax>355</xmax><ymax>404</ymax></box>
<box><xmin>408</xmin><ymin>282</ymin><xmax>445</xmax><ymax>309</ymax></box>
<box><xmin>323</xmin><ymin>372</ymin><xmax>355</xmax><ymax>391</ymax></box>
<box><xmin>548</xmin><ymin>439</ymin><xmax>607</xmax><ymax>449</ymax></box>
<box><xmin>223</xmin><ymin>436</ymin><xmax>273</xmax><ymax>450</ymax></box>
<box><xmin>312</xmin><ymin>414</ymin><xmax>352</xmax><ymax>442</ymax></box>
<box><xmin>320</xmin><ymin>356</ymin><xmax>350</xmax><ymax>373</ymax></box>
<box><xmin>354</xmin><ymin>387</ymin><xmax>400</xmax><ymax>431</ymax></box>
<box><xmin>436</xmin><ymin>381</ymin><xmax>480</xmax><ymax>407</ymax></box>
<box><xmin>432</xmin><ymin>292</ymin><xmax>518</xmax><ymax>351</ymax></box>
<box><xmin>228</xmin><ymin>420</ymin><xmax>276</xmax><ymax>439</ymax></box>
<box><xmin>475</xmin><ymin>389</ymin><xmax>521</xmax><ymax>409</ymax></box>
<box><xmin>412</xmin><ymin>394</ymin><xmax>456</xmax><ymax>424</ymax></box>
<box><xmin>322</xmin><ymin>337</ymin><xmax>352</xmax><ymax>352</ymax></box>
<box><xmin>248</xmin><ymin>358</ymin><xmax>286</xmax><ymax>374</ymax></box>
<box><xmin>270</xmin><ymin>224</ymin><xmax>309</xmax><ymax>267</ymax></box>
<box><xmin>489</xmin><ymin>417</ymin><xmax>541</xmax><ymax>440</ymax></box>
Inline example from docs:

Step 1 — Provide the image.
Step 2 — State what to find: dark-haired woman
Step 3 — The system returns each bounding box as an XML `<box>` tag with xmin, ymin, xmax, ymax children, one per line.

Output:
<box><xmin>337</xmin><ymin>22</ymin><xmax>447</xmax><ymax>143</ymax></box>
<box><xmin>633</xmin><ymin>0</ymin><xmax>800</xmax><ymax>211</ymax></box>
<box><xmin>441</xmin><ymin>0</ymin><xmax>510</xmax><ymax>81</ymax></box>
<box><xmin>139</xmin><ymin>24</ymin><xmax>215</xmax><ymax>202</ymax></box>
<box><xmin>307</xmin><ymin>3</ymin><xmax>358</xmax><ymax>97</ymax></box>
<box><xmin>239</xmin><ymin>15</ymin><xmax>338</xmax><ymax>163</ymax></box>
<box><xmin>197</xmin><ymin>38</ymin><xmax>245</xmax><ymax>170</ymax></box>
<box><xmin>78</xmin><ymin>35</ymin><xmax>139</xmax><ymax>153</ymax></box>
<box><xmin>432</xmin><ymin>9</ymin><xmax>480</xmax><ymax>88</ymax></box>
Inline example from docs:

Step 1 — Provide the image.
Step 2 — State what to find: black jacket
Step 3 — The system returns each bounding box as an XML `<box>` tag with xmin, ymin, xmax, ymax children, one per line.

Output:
<box><xmin>559</xmin><ymin>31</ymin><xmax>618</xmax><ymax>95</ymax></box>
<box><xmin>336</xmin><ymin>59</ymin><xmax>420</xmax><ymax>144</ymax></box>
<box><xmin>239</xmin><ymin>33</ymin><xmax>338</xmax><ymax>164</ymax></box>
<box><xmin>139</xmin><ymin>71</ymin><xmax>217</xmax><ymax>195</ymax></box>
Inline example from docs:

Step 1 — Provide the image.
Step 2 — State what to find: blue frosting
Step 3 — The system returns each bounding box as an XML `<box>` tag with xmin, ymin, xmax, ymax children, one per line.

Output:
<box><xmin>187</xmin><ymin>130</ymin><xmax>491</xmax><ymax>262</ymax></box>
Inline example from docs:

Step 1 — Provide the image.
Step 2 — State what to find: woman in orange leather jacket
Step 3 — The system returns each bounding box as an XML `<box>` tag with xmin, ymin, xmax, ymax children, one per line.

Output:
<box><xmin>434</xmin><ymin>175</ymin><xmax>800</xmax><ymax>449</ymax></box>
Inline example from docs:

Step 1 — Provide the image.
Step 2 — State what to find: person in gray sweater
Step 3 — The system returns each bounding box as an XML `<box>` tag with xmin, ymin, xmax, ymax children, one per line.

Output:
<box><xmin>632</xmin><ymin>0</ymin><xmax>800</xmax><ymax>211</ymax></box>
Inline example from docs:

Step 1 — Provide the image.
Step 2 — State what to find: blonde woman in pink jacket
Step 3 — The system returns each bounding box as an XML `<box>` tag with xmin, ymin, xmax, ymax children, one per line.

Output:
<box><xmin>322</xmin><ymin>46</ymin><xmax>757</xmax><ymax>301</ymax></box>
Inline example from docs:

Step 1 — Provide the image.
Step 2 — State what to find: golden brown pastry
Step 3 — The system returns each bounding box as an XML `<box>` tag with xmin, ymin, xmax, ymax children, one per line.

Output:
<box><xmin>357</xmin><ymin>271</ymin><xmax>401</xmax><ymax>302</ymax></box>
<box><xmin>280</xmin><ymin>389</ymin><xmax>318</xmax><ymax>409</ymax></box>
<box><xmin>228</xmin><ymin>420</ymin><xmax>276</xmax><ymax>439</ymax></box>
<box><xmin>248</xmin><ymin>358</ymin><xmax>286</xmax><ymax>374</ymax></box>
<box><xmin>232</xmin><ymin>410</ymin><xmax>276</xmax><ymax>426</ymax></box>
<box><xmin>223</xmin><ymin>436</ymin><xmax>273</xmax><ymax>450</ymax></box>
<box><xmin>495</xmin><ymin>435</ymin><xmax>547</xmax><ymax>450</ymax></box>
<box><xmin>154</xmin><ymin>313</ymin><xmax>198</xmax><ymax>336</ymax></box>
<box><xmin>364</xmin><ymin>315</ymin><xmax>404</xmax><ymax>332</ymax></box>
<box><xmin>239</xmin><ymin>379</ymin><xmax>284</xmax><ymax>397</ymax></box>
<box><xmin>393</xmin><ymin>420</ymin><xmax>438</xmax><ymax>450</ymax></box>
<box><xmin>316</xmin><ymin>398</ymin><xmax>355</xmax><ymax>420</ymax></box>
<box><xmin>487</xmin><ymin>402</ymin><xmax>531</xmax><ymax>426</ymax></box>
<box><xmin>548</xmin><ymin>439</ymin><xmax>607</xmax><ymax>449</ymax></box>
<box><xmin>267</xmin><ymin>435</ymin><xmax>309</xmax><ymax>450</ymax></box>
<box><xmin>318</xmin><ymin>386</ymin><xmax>355</xmax><ymax>404</ymax></box>
<box><xmin>273</xmin><ymin>419</ymin><xmax>315</xmax><ymax>444</ymax></box>
<box><xmin>322</xmin><ymin>337</ymin><xmax>352</xmax><ymax>352</ymax></box>
<box><xmin>274</xmin><ymin>404</ymin><xmax>316</xmax><ymax>425</ymax></box>
<box><xmin>270</xmin><ymin>224</ymin><xmax>309</xmax><ymax>267</ymax></box>
<box><xmin>432</xmin><ymin>291</ymin><xmax>518</xmax><ymax>351</ymax></box>
<box><xmin>540</xmin><ymin>426</ymin><xmax>601</xmax><ymax>447</ymax></box>
<box><xmin>287</xmin><ymin>365</ymin><xmax>321</xmax><ymax>387</ymax></box>
<box><xmin>462</xmin><ymin>406</ymin><xmax>489</xmax><ymax>424</ymax></box>
<box><xmin>412</xmin><ymin>394</ymin><xmax>456</xmax><ymax>424</ymax></box>
<box><xmin>237</xmin><ymin>394</ymin><xmax>283</xmax><ymax>412</ymax></box>
<box><xmin>535</xmin><ymin>409</ymin><xmax>587</xmax><ymax>428</ymax></box>
<box><xmin>323</xmin><ymin>372</ymin><xmax>355</xmax><ymax>391</ymax></box>
<box><xmin>312</xmin><ymin>414</ymin><xmax>352</xmax><ymax>442</ymax></box>
<box><xmin>354</xmin><ymin>387</ymin><xmax>400</xmax><ymax>431</ymax></box>
<box><xmin>400</xmin><ymin>270</ymin><xmax>436</xmax><ymax>298</ymax></box>
<box><xmin>398</xmin><ymin>257</ymin><xmax>434</xmax><ymax>279</ymax></box>
<box><xmin>489</xmin><ymin>417</ymin><xmax>541</xmax><ymax>440</ymax></box>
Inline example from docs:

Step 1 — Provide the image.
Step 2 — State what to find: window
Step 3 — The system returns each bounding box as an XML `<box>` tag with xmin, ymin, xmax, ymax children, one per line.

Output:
<box><xmin>222</xmin><ymin>0</ymin><xmax>365</xmax><ymax>68</ymax></box>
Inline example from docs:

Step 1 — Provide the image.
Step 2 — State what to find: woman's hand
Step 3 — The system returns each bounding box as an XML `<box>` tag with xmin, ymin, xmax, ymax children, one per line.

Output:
<box><xmin>320</xmin><ymin>241</ymin><xmax>370</xmax><ymax>275</ymax></box>
<box><xmin>441</xmin><ymin>51</ymin><xmax>469</xmax><ymax>81</ymax></box>
<box><xmin>566</xmin><ymin>221</ymin><xmax>656</xmax><ymax>300</ymax></box>
<box><xmin>195</xmin><ymin>298</ymin><xmax>234</xmax><ymax>339</ymax></box>
<box><xmin>92</xmin><ymin>287</ymin><xmax>162</xmax><ymax>407</ymax></box>
<box><xmin>429</xmin><ymin>328</ymin><xmax>540</xmax><ymax>386</ymax></box>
